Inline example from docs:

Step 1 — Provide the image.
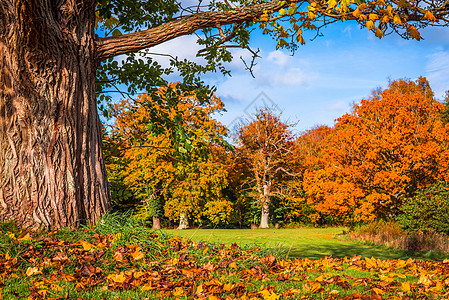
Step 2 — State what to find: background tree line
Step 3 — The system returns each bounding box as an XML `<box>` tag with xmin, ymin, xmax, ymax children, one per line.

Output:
<box><xmin>105</xmin><ymin>77</ymin><xmax>449</xmax><ymax>234</ymax></box>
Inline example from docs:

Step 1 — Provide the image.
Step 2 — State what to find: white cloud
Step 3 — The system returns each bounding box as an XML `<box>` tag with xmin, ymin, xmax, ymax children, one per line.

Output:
<box><xmin>329</xmin><ymin>100</ymin><xmax>350</xmax><ymax>112</ymax></box>
<box><xmin>148</xmin><ymin>35</ymin><xmax>204</xmax><ymax>68</ymax></box>
<box><xmin>425</xmin><ymin>50</ymin><xmax>449</xmax><ymax>98</ymax></box>
<box><xmin>343</xmin><ymin>26</ymin><xmax>352</xmax><ymax>39</ymax></box>
<box><xmin>265</xmin><ymin>67</ymin><xmax>316</xmax><ymax>86</ymax></box>
<box><xmin>267</xmin><ymin>50</ymin><xmax>291</xmax><ymax>67</ymax></box>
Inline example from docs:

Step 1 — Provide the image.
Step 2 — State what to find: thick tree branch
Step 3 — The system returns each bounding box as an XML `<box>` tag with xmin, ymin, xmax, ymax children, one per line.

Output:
<box><xmin>96</xmin><ymin>0</ymin><xmax>296</xmax><ymax>61</ymax></box>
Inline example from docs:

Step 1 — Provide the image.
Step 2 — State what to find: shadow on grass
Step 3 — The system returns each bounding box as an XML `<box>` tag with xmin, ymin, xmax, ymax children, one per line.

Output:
<box><xmin>278</xmin><ymin>243</ymin><xmax>410</xmax><ymax>260</ymax></box>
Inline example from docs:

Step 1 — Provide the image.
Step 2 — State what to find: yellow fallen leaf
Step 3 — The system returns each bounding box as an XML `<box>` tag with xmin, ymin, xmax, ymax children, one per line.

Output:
<box><xmin>79</xmin><ymin>240</ymin><xmax>95</xmax><ymax>251</ymax></box>
<box><xmin>106</xmin><ymin>272</ymin><xmax>127</xmax><ymax>284</ymax></box>
<box><xmin>259</xmin><ymin>289</ymin><xmax>280</xmax><ymax>300</ymax></box>
<box><xmin>417</xmin><ymin>275</ymin><xmax>433</xmax><ymax>286</ymax></box>
<box><xmin>310</xmin><ymin>282</ymin><xmax>322</xmax><ymax>293</ymax></box>
<box><xmin>26</xmin><ymin>267</ymin><xmax>42</xmax><ymax>277</ymax></box>
<box><xmin>430</xmin><ymin>280</ymin><xmax>444</xmax><ymax>292</ymax></box>
<box><xmin>379</xmin><ymin>274</ymin><xmax>395</xmax><ymax>282</ymax></box>
<box><xmin>389</xmin><ymin>272</ymin><xmax>406</xmax><ymax>279</ymax></box>
<box><xmin>224</xmin><ymin>283</ymin><xmax>233</xmax><ymax>291</ymax></box>
<box><xmin>372</xmin><ymin>287</ymin><xmax>385</xmax><ymax>295</ymax></box>
<box><xmin>172</xmin><ymin>287</ymin><xmax>185</xmax><ymax>297</ymax></box>
<box><xmin>141</xmin><ymin>282</ymin><xmax>155</xmax><ymax>291</ymax></box>
<box><xmin>196</xmin><ymin>284</ymin><xmax>204</xmax><ymax>294</ymax></box>
<box><xmin>401</xmin><ymin>281</ymin><xmax>411</xmax><ymax>293</ymax></box>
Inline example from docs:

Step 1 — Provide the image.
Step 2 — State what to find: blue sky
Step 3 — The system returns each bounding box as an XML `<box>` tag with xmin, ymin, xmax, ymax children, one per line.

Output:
<box><xmin>139</xmin><ymin>18</ymin><xmax>449</xmax><ymax>134</ymax></box>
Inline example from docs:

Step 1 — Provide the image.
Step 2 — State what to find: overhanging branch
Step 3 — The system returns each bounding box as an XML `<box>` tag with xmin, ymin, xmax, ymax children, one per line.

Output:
<box><xmin>95</xmin><ymin>0</ymin><xmax>296</xmax><ymax>61</ymax></box>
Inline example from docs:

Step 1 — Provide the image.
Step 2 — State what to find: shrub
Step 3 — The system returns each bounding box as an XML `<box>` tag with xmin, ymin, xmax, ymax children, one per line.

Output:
<box><xmin>350</xmin><ymin>220</ymin><xmax>449</xmax><ymax>254</ymax></box>
<box><xmin>397</xmin><ymin>182</ymin><xmax>449</xmax><ymax>234</ymax></box>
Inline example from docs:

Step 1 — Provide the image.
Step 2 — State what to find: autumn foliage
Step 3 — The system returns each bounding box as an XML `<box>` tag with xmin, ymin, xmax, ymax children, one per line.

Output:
<box><xmin>104</xmin><ymin>77</ymin><xmax>449</xmax><ymax>229</ymax></box>
<box><xmin>303</xmin><ymin>78</ymin><xmax>449</xmax><ymax>223</ymax></box>
<box><xmin>106</xmin><ymin>84</ymin><xmax>231</xmax><ymax>227</ymax></box>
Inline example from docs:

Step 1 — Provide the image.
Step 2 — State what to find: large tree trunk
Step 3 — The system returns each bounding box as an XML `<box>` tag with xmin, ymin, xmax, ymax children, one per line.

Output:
<box><xmin>0</xmin><ymin>1</ymin><xmax>110</xmax><ymax>230</ymax></box>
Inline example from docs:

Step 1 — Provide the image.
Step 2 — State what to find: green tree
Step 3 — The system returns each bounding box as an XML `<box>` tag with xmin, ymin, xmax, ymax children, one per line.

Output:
<box><xmin>397</xmin><ymin>182</ymin><xmax>449</xmax><ymax>234</ymax></box>
<box><xmin>1</xmin><ymin>0</ymin><xmax>448</xmax><ymax>229</ymax></box>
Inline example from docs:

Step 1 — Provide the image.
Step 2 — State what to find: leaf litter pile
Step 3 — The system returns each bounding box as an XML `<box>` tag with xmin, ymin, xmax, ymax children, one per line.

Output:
<box><xmin>1</xmin><ymin>227</ymin><xmax>449</xmax><ymax>299</ymax></box>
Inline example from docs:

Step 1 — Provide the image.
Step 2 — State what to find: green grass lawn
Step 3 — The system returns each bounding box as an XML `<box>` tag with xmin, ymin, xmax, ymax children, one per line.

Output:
<box><xmin>163</xmin><ymin>227</ymin><xmax>417</xmax><ymax>260</ymax></box>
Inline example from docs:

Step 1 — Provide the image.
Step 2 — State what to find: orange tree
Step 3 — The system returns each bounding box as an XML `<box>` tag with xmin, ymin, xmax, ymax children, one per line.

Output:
<box><xmin>278</xmin><ymin>125</ymin><xmax>333</xmax><ymax>225</ymax></box>
<box><xmin>303</xmin><ymin>78</ymin><xmax>449</xmax><ymax>223</ymax></box>
<box><xmin>236</xmin><ymin>108</ymin><xmax>297</xmax><ymax>228</ymax></box>
<box><xmin>106</xmin><ymin>84</ymin><xmax>231</xmax><ymax>229</ymax></box>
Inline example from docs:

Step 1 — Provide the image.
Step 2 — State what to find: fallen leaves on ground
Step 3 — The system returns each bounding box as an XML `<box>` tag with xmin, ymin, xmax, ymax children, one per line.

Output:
<box><xmin>1</xmin><ymin>230</ymin><xmax>449</xmax><ymax>299</ymax></box>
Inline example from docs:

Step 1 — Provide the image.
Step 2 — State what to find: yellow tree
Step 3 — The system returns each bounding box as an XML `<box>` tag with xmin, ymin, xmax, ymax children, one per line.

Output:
<box><xmin>237</xmin><ymin>108</ymin><xmax>297</xmax><ymax>228</ymax></box>
<box><xmin>108</xmin><ymin>84</ymin><xmax>230</xmax><ymax>229</ymax></box>
<box><xmin>304</xmin><ymin>78</ymin><xmax>449</xmax><ymax>222</ymax></box>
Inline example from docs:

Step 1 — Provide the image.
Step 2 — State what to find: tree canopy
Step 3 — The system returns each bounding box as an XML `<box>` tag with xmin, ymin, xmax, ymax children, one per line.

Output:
<box><xmin>303</xmin><ymin>78</ymin><xmax>449</xmax><ymax>223</ymax></box>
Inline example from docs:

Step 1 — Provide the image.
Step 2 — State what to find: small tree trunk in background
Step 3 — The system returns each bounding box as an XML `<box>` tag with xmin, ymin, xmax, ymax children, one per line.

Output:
<box><xmin>178</xmin><ymin>212</ymin><xmax>189</xmax><ymax>229</ymax></box>
<box><xmin>152</xmin><ymin>216</ymin><xmax>161</xmax><ymax>229</ymax></box>
<box><xmin>259</xmin><ymin>181</ymin><xmax>270</xmax><ymax>228</ymax></box>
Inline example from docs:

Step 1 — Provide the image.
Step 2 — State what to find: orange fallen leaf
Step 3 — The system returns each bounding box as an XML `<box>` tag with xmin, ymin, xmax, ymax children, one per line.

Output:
<box><xmin>229</xmin><ymin>261</ymin><xmax>238</xmax><ymax>269</ymax></box>
<box><xmin>107</xmin><ymin>272</ymin><xmax>127</xmax><ymax>284</ymax></box>
<box><xmin>18</xmin><ymin>233</ymin><xmax>32</xmax><ymax>242</ymax></box>
<box><xmin>372</xmin><ymin>287</ymin><xmax>385</xmax><ymax>295</ymax></box>
<box><xmin>131</xmin><ymin>248</ymin><xmax>145</xmax><ymax>261</ymax></box>
<box><xmin>172</xmin><ymin>287</ymin><xmax>185</xmax><ymax>297</ymax></box>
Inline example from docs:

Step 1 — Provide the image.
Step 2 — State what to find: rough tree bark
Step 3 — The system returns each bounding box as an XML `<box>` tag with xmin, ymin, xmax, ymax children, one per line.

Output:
<box><xmin>0</xmin><ymin>1</ymin><xmax>110</xmax><ymax>229</ymax></box>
